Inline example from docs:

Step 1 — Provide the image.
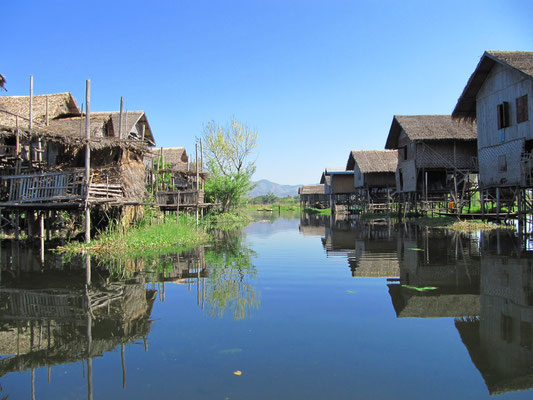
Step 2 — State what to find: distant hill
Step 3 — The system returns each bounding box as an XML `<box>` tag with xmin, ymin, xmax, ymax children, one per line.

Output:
<box><xmin>248</xmin><ymin>179</ymin><xmax>301</xmax><ymax>197</ymax></box>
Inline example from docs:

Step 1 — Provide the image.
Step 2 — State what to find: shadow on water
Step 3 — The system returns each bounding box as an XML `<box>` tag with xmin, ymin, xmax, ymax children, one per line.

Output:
<box><xmin>301</xmin><ymin>213</ymin><xmax>533</xmax><ymax>396</ymax></box>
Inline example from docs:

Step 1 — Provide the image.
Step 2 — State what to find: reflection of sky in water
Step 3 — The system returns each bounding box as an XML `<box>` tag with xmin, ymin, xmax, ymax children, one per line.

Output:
<box><xmin>1</xmin><ymin>217</ymin><xmax>533</xmax><ymax>399</ymax></box>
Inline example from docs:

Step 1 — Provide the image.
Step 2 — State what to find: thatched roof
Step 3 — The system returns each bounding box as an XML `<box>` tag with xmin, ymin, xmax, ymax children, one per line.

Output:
<box><xmin>346</xmin><ymin>150</ymin><xmax>398</xmax><ymax>173</ymax></box>
<box><xmin>149</xmin><ymin>147</ymin><xmax>188</xmax><ymax>166</ymax></box>
<box><xmin>92</xmin><ymin>111</ymin><xmax>155</xmax><ymax>145</ymax></box>
<box><xmin>298</xmin><ymin>185</ymin><xmax>325</xmax><ymax>195</ymax></box>
<box><xmin>452</xmin><ymin>51</ymin><xmax>533</xmax><ymax>121</ymax></box>
<box><xmin>385</xmin><ymin>115</ymin><xmax>477</xmax><ymax>149</ymax></box>
<box><xmin>319</xmin><ymin>173</ymin><xmax>331</xmax><ymax>185</ymax></box>
<box><xmin>0</xmin><ymin>92</ymin><xmax>80</xmax><ymax>128</ymax></box>
<box><xmin>48</xmin><ymin>114</ymin><xmax>111</xmax><ymax>138</ymax></box>
<box><xmin>0</xmin><ymin>74</ymin><xmax>6</xmax><ymax>91</ymax></box>
<box><xmin>0</xmin><ymin>123</ymin><xmax>147</xmax><ymax>152</ymax></box>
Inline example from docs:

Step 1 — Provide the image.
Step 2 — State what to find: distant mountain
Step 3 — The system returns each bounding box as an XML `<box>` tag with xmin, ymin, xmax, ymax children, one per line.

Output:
<box><xmin>248</xmin><ymin>179</ymin><xmax>301</xmax><ymax>197</ymax></box>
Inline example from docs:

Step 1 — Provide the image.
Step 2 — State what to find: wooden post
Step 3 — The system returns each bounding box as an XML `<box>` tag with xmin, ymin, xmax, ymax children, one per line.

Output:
<box><xmin>496</xmin><ymin>187</ymin><xmax>501</xmax><ymax>221</ymax></box>
<box><xmin>29</xmin><ymin>76</ymin><xmax>33</xmax><ymax>167</ymax></box>
<box><xmin>196</xmin><ymin>143</ymin><xmax>199</xmax><ymax>226</ymax></box>
<box><xmin>481</xmin><ymin>188</ymin><xmax>485</xmax><ymax>220</ymax></box>
<box><xmin>40</xmin><ymin>212</ymin><xmax>45</xmax><ymax>266</ymax></box>
<box><xmin>200</xmin><ymin>138</ymin><xmax>203</xmax><ymax>173</ymax></box>
<box><xmin>85</xmin><ymin>80</ymin><xmax>91</xmax><ymax>243</ymax></box>
<box><xmin>141</xmin><ymin>124</ymin><xmax>145</xmax><ymax>142</ymax></box>
<box><xmin>121</xmin><ymin>344</ymin><xmax>126</xmax><ymax>388</ymax></box>
<box><xmin>119</xmin><ymin>96</ymin><xmax>124</xmax><ymax>139</ymax></box>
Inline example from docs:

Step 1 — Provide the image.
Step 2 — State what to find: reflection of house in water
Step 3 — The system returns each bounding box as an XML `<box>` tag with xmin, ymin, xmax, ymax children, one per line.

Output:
<box><xmin>456</xmin><ymin>232</ymin><xmax>533</xmax><ymax>395</ymax></box>
<box><xmin>388</xmin><ymin>227</ymin><xmax>480</xmax><ymax>318</ymax></box>
<box><xmin>322</xmin><ymin>217</ymin><xmax>400</xmax><ymax>277</ymax></box>
<box><xmin>299</xmin><ymin>213</ymin><xmax>329</xmax><ymax>237</ymax></box>
<box><xmin>0</xmin><ymin>248</ymin><xmax>156</xmax><ymax>397</ymax></box>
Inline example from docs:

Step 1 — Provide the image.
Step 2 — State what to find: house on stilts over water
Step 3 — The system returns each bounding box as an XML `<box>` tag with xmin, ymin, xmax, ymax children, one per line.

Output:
<box><xmin>452</xmin><ymin>51</ymin><xmax>533</xmax><ymax>222</ymax></box>
<box><xmin>146</xmin><ymin>147</ymin><xmax>209</xmax><ymax>214</ymax></box>
<box><xmin>320</xmin><ymin>168</ymin><xmax>356</xmax><ymax>215</ymax></box>
<box><xmin>384</xmin><ymin>115</ymin><xmax>478</xmax><ymax>214</ymax></box>
<box><xmin>0</xmin><ymin>91</ymin><xmax>155</xmax><ymax>237</ymax></box>
<box><xmin>345</xmin><ymin>150</ymin><xmax>398</xmax><ymax>213</ymax></box>
<box><xmin>298</xmin><ymin>185</ymin><xmax>327</xmax><ymax>209</ymax></box>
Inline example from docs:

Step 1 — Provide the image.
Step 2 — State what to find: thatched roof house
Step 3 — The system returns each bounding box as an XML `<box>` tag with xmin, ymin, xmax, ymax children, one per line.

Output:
<box><xmin>384</xmin><ymin>115</ymin><xmax>477</xmax><ymax>194</ymax></box>
<box><xmin>0</xmin><ymin>92</ymin><xmax>80</xmax><ymax>128</ymax></box>
<box><xmin>346</xmin><ymin>150</ymin><xmax>398</xmax><ymax>189</ymax></box>
<box><xmin>298</xmin><ymin>185</ymin><xmax>325</xmax><ymax>195</ymax></box>
<box><xmin>298</xmin><ymin>184</ymin><xmax>327</xmax><ymax>207</ymax></box>
<box><xmin>148</xmin><ymin>147</ymin><xmax>188</xmax><ymax>169</ymax></box>
<box><xmin>452</xmin><ymin>51</ymin><xmax>533</xmax><ymax>189</ymax></box>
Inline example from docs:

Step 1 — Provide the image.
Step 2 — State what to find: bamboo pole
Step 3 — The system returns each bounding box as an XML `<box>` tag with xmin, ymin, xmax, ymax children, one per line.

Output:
<box><xmin>29</xmin><ymin>76</ymin><xmax>33</xmax><ymax>167</ymax></box>
<box><xmin>196</xmin><ymin>143</ymin><xmax>199</xmax><ymax>226</ymax></box>
<box><xmin>85</xmin><ymin>80</ymin><xmax>91</xmax><ymax>243</ymax></box>
<box><xmin>40</xmin><ymin>212</ymin><xmax>45</xmax><ymax>266</ymax></box>
<box><xmin>119</xmin><ymin>96</ymin><xmax>124</xmax><ymax>139</ymax></box>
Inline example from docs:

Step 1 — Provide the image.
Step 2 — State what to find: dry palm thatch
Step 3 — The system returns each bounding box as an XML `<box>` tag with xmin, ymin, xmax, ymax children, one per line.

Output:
<box><xmin>0</xmin><ymin>73</ymin><xmax>6</xmax><ymax>91</ymax></box>
<box><xmin>346</xmin><ymin>150</ymin><xmax>398</xmax><ymax>173</ymax></box>
<box><xmin>0</xmin><ymin>92</ymin><xmax>80</xmax><ymax>128</ymax></box>
<box><xmin>298</xmin><ymin>185</ymin><xmax>325</xmax><ymax>195</ymax></box>
<box><xmin>453</xmin><ymin>51</ymin><xmax>533</xmax><ymax>121</ymax></box>
<box><xmin>385</xmin><ymin>115</ymin><xmax>477</xmax><ymax>149</ymax></box>
<box><xmin>149</xmin><ymin>147</ymin><xmax>188</xmax><ymax>167</ymax></box>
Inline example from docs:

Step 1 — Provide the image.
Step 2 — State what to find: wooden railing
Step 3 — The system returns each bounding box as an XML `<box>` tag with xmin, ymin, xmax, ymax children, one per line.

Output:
<box><xmin>0</xmin><ymin>169</ymin><xmax>124</xmax><ymax>204</ymax></box>
<box><xmin>156</xmin><ymin>189</ymin><xmax>204</xmax><ymax>206</ymax></box>
<box><xmin>1</xmin><ymin>169</ymin><xmax>86</xmax><ymax>203</ymax></box>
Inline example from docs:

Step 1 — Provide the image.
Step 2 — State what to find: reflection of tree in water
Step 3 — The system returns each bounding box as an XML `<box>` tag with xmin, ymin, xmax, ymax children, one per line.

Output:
<box><xmin>205</xmin><ymin>229</ymin><xmax>260</xmax><ymax>320</ymax></box>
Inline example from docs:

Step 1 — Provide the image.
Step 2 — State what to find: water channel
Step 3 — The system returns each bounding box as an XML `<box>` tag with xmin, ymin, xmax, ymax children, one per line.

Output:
<box><xmin>1</xmin><ymin>212</ymin><xmax>533</xmax><ymax>399</ymax></box>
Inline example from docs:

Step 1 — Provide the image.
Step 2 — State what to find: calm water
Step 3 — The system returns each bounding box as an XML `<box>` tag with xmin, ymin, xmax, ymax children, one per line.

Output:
<box><xmin>1</xmin><ymin>213</ymin><xmax>533</xmax><ymax>399</ymax></box>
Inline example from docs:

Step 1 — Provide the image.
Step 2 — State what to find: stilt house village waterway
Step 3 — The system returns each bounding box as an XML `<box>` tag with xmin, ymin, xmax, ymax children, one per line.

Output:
<box><xmin>1</xmin><ymin>212</ymin><xmax>533</xmax><ymax>399</ymax></box>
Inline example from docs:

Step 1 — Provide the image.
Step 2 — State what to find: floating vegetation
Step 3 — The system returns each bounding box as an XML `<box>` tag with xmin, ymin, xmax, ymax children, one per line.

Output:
<box><xmin>408</xmin><ymin>248</ymin><xmax>424</xmax><ymax>251</ymax></box>
<box><xmin>346</xmin><ymin>290</ymin><xmax>356</xmax><ymax>294</ymax></box>
<box><xmin>402</xmin><ymin>285</ymin><xmax>438</xmax><ymax>292</ymax></box>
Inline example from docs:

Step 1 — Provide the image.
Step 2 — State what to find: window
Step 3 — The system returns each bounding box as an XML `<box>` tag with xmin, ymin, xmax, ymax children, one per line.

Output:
<box><xmin>498</xmin><ymin>155</ymin><xmax>507</xmax><ymax>172</ymax></box>
<box><xmin>517</xmin><ymin>95</ymin><xmax>529</xmax><ymax>124</ymax></box>
<box><xmin>401</xmin><ymin>146</ymin><xmax>407</xmax><ymax>160</ymax></box>
<box><xmin>498</xmin><ymin>101</ymin><xmax>510</xmax><ymax>129</ymax></box>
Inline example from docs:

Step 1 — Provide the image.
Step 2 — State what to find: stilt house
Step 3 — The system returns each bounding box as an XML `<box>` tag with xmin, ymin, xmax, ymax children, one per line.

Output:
<box><xmin>148</xmin><ymin>147</ymin><xmax>208</xmax><ymax>211</ymax></box>
<box><xmin>319</xmin><ymin>168</ymin><xmax>356</xmax><ymax>213</ymax></box>
<box><xmin>452</xmin><ymin>51</ymin><xmax>533</xmax><ymax>212</ymax></box>
<box><xmin>345</xmin><ymin>150</ymin><xmax>398</xmax><ymax>212</ymax></box>
<box><xmin>384</xmin><ymin>115</ymin><xmax>478</xmax><ymax>210</ymax></box>
<box><xmin>298</xmin><ymin>185</ymin><xmax>327</xmax><ymax>208</ymax></box>
<box><xmin>0</xmin><ymin>92</ymin><xmax>154</xmax><ymax>221</ymax></box>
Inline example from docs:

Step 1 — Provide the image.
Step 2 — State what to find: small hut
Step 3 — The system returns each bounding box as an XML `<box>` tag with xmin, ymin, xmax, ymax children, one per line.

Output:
<box><xmin>345</xmin><ymin>150</ymin><xmax>398</xmax><ymax>213</ymax></box>
<box><xmin>148</xmin><ymin>147</ymin><xmax>208</xmax><ymax>212</ymax></box>
<box><xmin>320</xmin><ymin>167</ymin><xmax>356</xmax><ymax>214</ymax></box>
<box><xmin>298</xmin><ymin>184</ymin><xmax>327</xmax><ymax>209</ymax></box>
<box><xmin>384</xmin><ymin>115</ymin><xmax>478</xmax><ymax>213</ymax></box>
<box><xmin>452</xmin><ymin>51</ymin><xmax>533</xmax><ymax>218</ymax></box>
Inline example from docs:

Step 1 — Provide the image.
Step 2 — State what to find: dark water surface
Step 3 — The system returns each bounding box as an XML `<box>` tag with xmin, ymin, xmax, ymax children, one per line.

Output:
<box><xmin>1</xmin><ymin>213</ymin><xmax>533</xmax><ymax>399</ymax></box>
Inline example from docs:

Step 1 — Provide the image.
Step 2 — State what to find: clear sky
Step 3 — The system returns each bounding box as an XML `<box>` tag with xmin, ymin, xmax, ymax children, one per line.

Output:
<box><xmin>2</xmin><ymin>0</ymin><xmax>532</xmax><ymax>185</ymax></box>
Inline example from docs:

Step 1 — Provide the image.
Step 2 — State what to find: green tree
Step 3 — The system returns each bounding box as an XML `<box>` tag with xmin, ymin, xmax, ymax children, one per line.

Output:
<box><xmin>202</xmin><ymin>119</ymin><xmax>258</xmax><ymax>212</ymax></box>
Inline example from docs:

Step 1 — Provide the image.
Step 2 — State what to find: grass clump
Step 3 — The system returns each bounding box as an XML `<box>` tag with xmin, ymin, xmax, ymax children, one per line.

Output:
<box><xmin>203</xmin><ymin>211</ymin><xmax>252</xmax><ymax>231</ymax></box>
<box><xmin>411</xmin><ymin>216</ymin><xmax>512</xmax><ymax>232</ymax></box>
<box><xmin>59</xmin><ymin>214</ymin><xmax>208</xmax><ymax>258</ymax></box>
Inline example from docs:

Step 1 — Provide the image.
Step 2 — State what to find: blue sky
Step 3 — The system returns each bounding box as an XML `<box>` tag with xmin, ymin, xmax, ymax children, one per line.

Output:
<box><xmin>2</xmin><ymin>0</ymin><xmax>532</xmax><ymax>185</ymax></box>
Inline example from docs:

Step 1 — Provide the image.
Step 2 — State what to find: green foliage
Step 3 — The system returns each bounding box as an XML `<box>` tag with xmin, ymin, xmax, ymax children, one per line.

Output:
<box><xmin>248</xmin><ymin>193</ymin><xmax>299</xmax><ymax>205</ymax></box>
<box><xmin>205</xmin><ymin>172</ymin><xmax>256</xmax><ymax>213</ymax></box>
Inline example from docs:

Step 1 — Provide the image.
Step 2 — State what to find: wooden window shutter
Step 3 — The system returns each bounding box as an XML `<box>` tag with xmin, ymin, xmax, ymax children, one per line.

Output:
<box><xmin>517</xmin><ymin>95</ymin><xmax>529</xmax><ymax>124</ymax></box>
<box><xmin>498</xmin><ymin>102</ymin><xmax>510</xmax><ymax>129</ymax></box>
